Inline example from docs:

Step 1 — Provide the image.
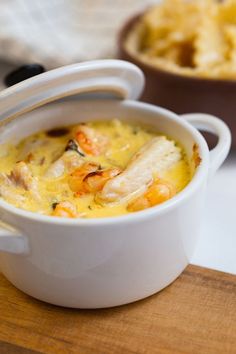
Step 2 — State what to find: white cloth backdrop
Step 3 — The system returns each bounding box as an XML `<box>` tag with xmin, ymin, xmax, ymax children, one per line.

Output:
<box><xmin>0</xmin><ymin>0</ymin><xmax>157</xmax><ymax>69</ymax></box>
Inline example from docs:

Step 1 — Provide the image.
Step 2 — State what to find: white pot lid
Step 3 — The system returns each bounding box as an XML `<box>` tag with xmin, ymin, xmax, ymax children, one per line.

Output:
<box><xmin>0</xmin><ymin>60</ymin><xmax>144</xmax><ymax>124</ymax></box>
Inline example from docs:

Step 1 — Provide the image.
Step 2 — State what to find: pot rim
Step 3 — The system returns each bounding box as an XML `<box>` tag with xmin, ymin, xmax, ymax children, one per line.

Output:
<box><xmin>0</xmin><ymin>99</ymin><xmax>209</xmax><ymax>226</ymax></box>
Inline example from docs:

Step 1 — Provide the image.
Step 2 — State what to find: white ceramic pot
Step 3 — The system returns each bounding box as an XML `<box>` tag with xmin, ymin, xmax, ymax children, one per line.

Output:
<box><xmin>0</xmin><ymin>61</ymin><xmax>231</xmax><ymax>308</ymax></box>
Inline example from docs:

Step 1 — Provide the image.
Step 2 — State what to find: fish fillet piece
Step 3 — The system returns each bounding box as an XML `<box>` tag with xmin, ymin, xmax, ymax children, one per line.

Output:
<box><xmin>0</xmin><ymin>173</ymin><xmax>26</xmax><ymax>205</ymax></box>
<box><xmin>99</xmin><ymin>137</ymin><xmax>181</xmax><ymax>203</ymax></box>
<box><xmin>17</xmin><ymin>139</ymin><xmax>47</xmax><ymax>161</ymax></box>
<box><xmin>45</xmin><ymin>151</ymin><xmax>84</xmax><ymax>178</ymax></box>
<box><xmin>9</xmin><ymin>161</ymin><xmax>40</xmax><ymax>200</ymax></box>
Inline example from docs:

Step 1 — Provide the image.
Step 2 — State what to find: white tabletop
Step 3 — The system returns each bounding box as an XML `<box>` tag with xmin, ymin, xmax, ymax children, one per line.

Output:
<box><xmin>0</xmin><ymin>61</ymin><xmax>235</xmax><ymax>275</ymax></box>
<box><xmin>192</xmin><ymin>156</ymin><xmax>236</xmax><ymax>275</ymax></box>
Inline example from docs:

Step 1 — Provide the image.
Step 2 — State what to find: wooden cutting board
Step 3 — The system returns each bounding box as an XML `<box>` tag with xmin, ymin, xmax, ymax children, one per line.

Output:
<box><xmin>0</xmin><ymin>265</ymin><xmax>235</xmax><ymax>354</ymax></box>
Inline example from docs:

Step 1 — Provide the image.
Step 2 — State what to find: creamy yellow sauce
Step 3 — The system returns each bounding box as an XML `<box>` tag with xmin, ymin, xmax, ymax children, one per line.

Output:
<box><xmin>0</xmin><ymin>120</ymin><xmax>191</xmax><ymax>218</ymax></box>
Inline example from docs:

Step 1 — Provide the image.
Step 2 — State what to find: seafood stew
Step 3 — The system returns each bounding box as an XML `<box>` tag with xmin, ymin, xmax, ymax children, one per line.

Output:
<box><xmin>0</xmin><ymin>120</ymin><xmax>191</xmax><ymax>218</ymax></box>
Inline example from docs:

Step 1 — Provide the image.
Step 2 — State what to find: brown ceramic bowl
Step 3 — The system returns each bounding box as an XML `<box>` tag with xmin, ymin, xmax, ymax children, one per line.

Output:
<box><xmin>118</xmin><ymin>14</ymin><xmax>236</xmax><ymax>148</ymax></box>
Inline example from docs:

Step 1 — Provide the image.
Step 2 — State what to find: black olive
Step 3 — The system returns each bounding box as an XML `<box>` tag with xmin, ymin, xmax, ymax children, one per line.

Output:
<box><xmin>47</xmin><ymin>127</ymin><xmax>69</xmax><ymax>137</ymax></box>
<box><xmin>4</xmin><ymin>64</ymin><xmax>46</xmax><ymax>87</ymax></box>
<box><xmin>132</xmin><ymin>127</ymin><xmax>139</xmax><ymax>135</ymax></box>
<box><xmin>52</xmin><ymin>202</ymin><xmax>59</xmax><ymax>210</ymax></box>
<box><xmin>65</xmin><ymin>139</ymin><xmax>85</xmax><ymax>157</ymax></box>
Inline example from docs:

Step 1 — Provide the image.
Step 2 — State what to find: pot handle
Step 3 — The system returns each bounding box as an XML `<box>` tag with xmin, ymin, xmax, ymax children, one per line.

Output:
<box><xmin>181</xmin><ymin>113</ymin><xmax>231</xmax><ymax>178</ymax></box>
<box><xmin>0</xmin><ymin>226</ymin><xmax>29</xmax><ymax>255</ymax></box>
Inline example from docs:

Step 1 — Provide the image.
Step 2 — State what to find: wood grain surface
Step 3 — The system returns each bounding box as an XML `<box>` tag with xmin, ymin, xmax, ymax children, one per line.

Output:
<box><xmin>0</xmin><ymin>265</ymin><xmax>235</xmax><ymax>354</ymax></box>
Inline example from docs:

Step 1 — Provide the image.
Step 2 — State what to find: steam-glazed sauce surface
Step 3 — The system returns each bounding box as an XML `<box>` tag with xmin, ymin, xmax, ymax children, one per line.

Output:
<box><xmin>0</xmin><ymin>120</ymin><xmax>191</xmax><ymax>218</ymax></box>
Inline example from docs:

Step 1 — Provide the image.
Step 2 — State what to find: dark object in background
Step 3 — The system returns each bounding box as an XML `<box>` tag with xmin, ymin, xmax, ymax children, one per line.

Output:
<box><xmin>119</xmin><ymin>14</ymin><xmax>234</xmax><ymax>149</ymax></box>
<box><xmin>4</xmin><ymin>64</ymin><xmax>45</xmax><ymax>87</ymax></box>
<box><xmin>47</xmin><ymin>127</ymin><xmax>69</xmax><ymax>137</ymax></box>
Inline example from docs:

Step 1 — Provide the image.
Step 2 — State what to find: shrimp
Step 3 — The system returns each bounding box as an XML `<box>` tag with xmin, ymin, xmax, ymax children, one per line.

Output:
<box><xmin>68</xmin><ymin>162</ymin><xmax>121</xmax><ymax>195</ymax></box>
<box><xmin>69</xmin><ymin>167</ymin><xmax>121</xmax><ymax>196</ymax></box>
<box><xmin>9</xmin><ymin>161</ymin><xmax>40</xmax><ymax>200</ymax></box>
<box><xmin>99</xmin><ymin>136</ymin><xmax>181</xmax><ymax>204</ymax></box>
<box><xmin>74</xmin><ymin>124</ymin><xmax>109</xmax><ymax>156</ymax></box>
<box><xmin>52</xmin><ymin>201</ymin><xmax>78</xmax><ymax>218</ymax></box>
<box><xmin>83</xmin><ymin>167</ymin><xmax>121</xmax><ymax>194</ymax></box>
<box><xmin>45</xmin><ymin>150</ymin><xmax>84</xmax><ymax>178</ymax></box>
<box><xmin>127</xmin><ymin>179</ymin><xmax>176</xmax><ymax>212</ymax></box>
<box><xmin>67</xmin><ymin>162</ymin><xmax>100</xmax><ymax>194</ymax></box>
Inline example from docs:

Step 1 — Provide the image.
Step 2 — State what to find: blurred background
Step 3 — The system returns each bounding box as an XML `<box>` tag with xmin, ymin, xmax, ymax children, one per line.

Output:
<box><xmin>0</xmin><ymin>0</ymin><xmax>157</xmax><ymax>69</ymax></box>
